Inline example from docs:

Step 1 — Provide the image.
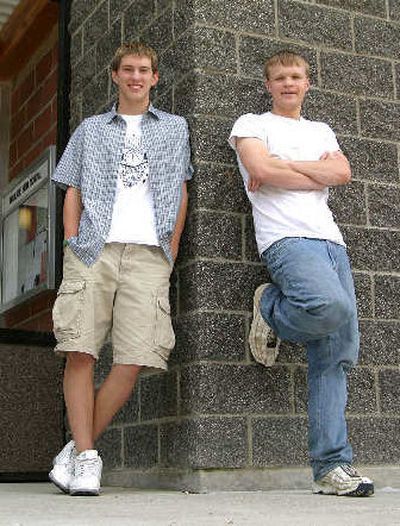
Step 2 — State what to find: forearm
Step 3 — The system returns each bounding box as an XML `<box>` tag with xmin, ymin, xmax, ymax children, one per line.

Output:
<box><xmin>256</xmin><ymin>159</ymin><xmax>326</xmax><ymax>190</ymax></box>
<box><xmin>170</xmin><ymin>183</ymin><xmax>188</xmax><ymax>261</ymax></box>
<box><xmin>236</xmin><ymin>138</ymin><xmax>325</xmax><ymax>191</ymax></box>
<box><xmin>290</xmin><ymin>157</ymin><xmax>351</xmax><ymax>186</ymax></box>
<box><xmin>63</xmin><ymin>186</ymin><xmax>82</xmax><ymax>239</ymax></box>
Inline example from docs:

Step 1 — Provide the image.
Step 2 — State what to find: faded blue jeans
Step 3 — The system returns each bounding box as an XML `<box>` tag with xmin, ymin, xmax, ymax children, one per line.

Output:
<box><xmin>260</xmin><ymin>237</ymin><xmax>359</xmax><ymax>481</ymax></box>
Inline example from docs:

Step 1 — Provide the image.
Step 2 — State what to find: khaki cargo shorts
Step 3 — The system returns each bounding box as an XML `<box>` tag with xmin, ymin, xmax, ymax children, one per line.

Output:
<box><xmin>52</xmin><ymin>243</ymin><xmax>174</xmax><ymax>370</ymax></box>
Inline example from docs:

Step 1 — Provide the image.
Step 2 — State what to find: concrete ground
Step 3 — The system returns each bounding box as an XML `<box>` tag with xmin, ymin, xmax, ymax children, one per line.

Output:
<box><xmin>1</xmin><ymin>484</ymin><xmax>400</xmax><ymax>526</ymax></box>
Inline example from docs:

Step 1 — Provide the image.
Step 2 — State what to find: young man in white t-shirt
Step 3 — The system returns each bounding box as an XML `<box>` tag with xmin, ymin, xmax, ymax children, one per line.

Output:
<box><xmin>49</xmin><ymin>42</ymin><xmax>192</xmax><ymax>495</ymax></box>
<box><xmin>229</xmin><ymin>51</ymin><xmax>374</xmax><ymax>497</ymax></box>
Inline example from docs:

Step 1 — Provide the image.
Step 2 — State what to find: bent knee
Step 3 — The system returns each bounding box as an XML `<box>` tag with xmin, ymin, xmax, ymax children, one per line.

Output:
<box><xmin>308</xmin><ymin>295</ymin><xmax>354</xmax><ymax>333</ymax></box>
<box><xmin>112</xmin><ymin>363</ymin><xmax>142</xmax><ymax>383</ymax></box>
<box><xmin>307</xmin><ymin>295</ymin><xmax>356</xmax><ymax>336</ymax></box>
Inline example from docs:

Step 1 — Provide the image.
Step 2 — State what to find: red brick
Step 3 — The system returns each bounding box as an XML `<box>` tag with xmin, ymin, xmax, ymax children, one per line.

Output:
<box><xmin>11</xmin><ymin>87</ymin><xmax>20</xmax><ymax>116</ymax></box>
<box><xmin>9</xmin><ymin>166</ymin><xmax>16</xmax><ymax>180</ymax></box>
<box><xmin>3</xmin><ymin>291</ymin><xmax>56</xmax><ymax>330</ymax></box>
<box><xmin>41</xmin><ymin>69</ymin><xmax>58</xmax><ymax>102</ymax></box>
<box><xmin>9</xmin><ymin>141</ymin><xmax>18</xmax><ymax>167</ymax></box>
<box><xmin>41</xmin><ymin>124</ymin><xmax>57</xmax><ymax>148</ymax></box>
<box><xmin>31</xmin><ymin>291</ymin><xmax>57</xmax><ymax>315</ymax></box>
<box><xmin>16</xmin><ymin>319</ymin><xmax>40</xmax><ymax>331</ymax></box>
<box><xmin>24</xmin><ymin>142</ymin><xmax>46</xmax><ymax>170</ymax></box>
<box><xmin>4</xmin><ymin>303</ymin><xmax>32</xmax><ymax>328</ymax></box>
<box><xmin>25</xmin><ymin>88</ymin><xmax>42</xmax><ymax>122</ymax></box>
<box><xmin>16</xmin><ymin>123</ymin><xmax>34</xmax><ymax>155</ymax></box>
<box><xmin>51</xmin><ymin>96</ymin><xmax>58</xmax><ymax>124</ymax></box>
<box><xmin>52</xmin><ymin>44</ymin><xmax>59</xmax><ymax>66</ymax></box>
<box><xmin>34</xmin><ymin>105</ymin><xmax>52</xmax><ymax>142</ymax></box>
<box><xmin>19</xmin><ymin>70</ymin><xmax>35</xmax><ymax>106</ymax></box>
<box><xmin>35</xmin><ymin>51</ymin><xmax>53</xmax><ymax>84</ymax></box>
<box><xmin>10</xmin><ymin>158</ymin><xmax>25</xmax><ymax>180</ymax></box>
<box><xmin>26</xmin><ymin>70</ymin><xmax>58</xmax><ymax>124</ymax></box>
<box><xmin>37</xmin><ymin>310</ymin><xmax>54</xmax><ymax>332</ymax></box>
<box><xmin>10</xmin><ymin>107</ymin><xmax>26</xmax><ymax>141</ymax></box>
<box><xmin>26</xmin><ymin>72</ymin><xmax>56</xmax><ymax>122</ymax></box>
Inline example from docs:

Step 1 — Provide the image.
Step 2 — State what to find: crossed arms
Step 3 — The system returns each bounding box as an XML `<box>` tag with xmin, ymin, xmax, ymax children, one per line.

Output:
<box><xmin>235</xmin><ymin>137</ymin><xmax>351</xmax><ymax>192</ymax></box>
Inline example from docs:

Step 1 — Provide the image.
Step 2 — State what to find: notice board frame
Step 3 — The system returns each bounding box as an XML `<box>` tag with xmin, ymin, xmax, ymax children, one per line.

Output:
<box><xmin>0</xmin><ymin>146</ymin><xmax>57</xmax><ymax>313</ymax></box>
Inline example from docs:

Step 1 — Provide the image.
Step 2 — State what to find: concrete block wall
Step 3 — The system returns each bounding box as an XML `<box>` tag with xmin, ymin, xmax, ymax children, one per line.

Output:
<box><xmin>0</xmin><ymin>339</ymin><xmax>63</xmax><ymax>476</ymax></box>
<box><xmin>68</xmin><ymin>0</ymin><xmax>400</xmax><ymax>490</ymax></box>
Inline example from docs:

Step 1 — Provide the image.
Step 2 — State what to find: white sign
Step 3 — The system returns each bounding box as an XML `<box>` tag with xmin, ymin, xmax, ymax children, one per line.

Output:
<box><xmin>2</xmin><ymin>159</ymin><xmax>48</xmax><ymax>215</ymax></box>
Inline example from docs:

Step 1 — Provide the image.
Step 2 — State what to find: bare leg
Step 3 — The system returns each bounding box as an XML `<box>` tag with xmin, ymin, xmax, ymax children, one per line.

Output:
<box><xmin>64</xmin><ymin>352</ymin><xmax>96</xmax><ymax>453</ymax></box>
<box><xmin>92</xmin><ymin>364</ymin><xmax>141</xmax><ymax>441</ymax></box>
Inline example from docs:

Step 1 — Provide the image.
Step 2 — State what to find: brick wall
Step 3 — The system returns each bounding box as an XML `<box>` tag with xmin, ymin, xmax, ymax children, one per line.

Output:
<box><xmin>68</xmin><ymin>0</ymin><xmax>400</xmax><ymax>490</ymax></box>
<box><xmin>4</xmin><ymin>28</ymin><xmax>58</xmax><ymax>332</ymax></box>
<box><xmin>9</xmin><ymin>29</ymin><xmax>58</xmax><ymax>181</ymax></box>
<box><xmin>0</xmin><ymin>17</ymin><xmax>63</xmax><ymax>478</ymax></box>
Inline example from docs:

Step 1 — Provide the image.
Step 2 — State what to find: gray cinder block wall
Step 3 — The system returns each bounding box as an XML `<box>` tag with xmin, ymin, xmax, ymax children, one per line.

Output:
<box><xmin>68</xmin><ymin>0</ymin><xmax>400</xmax><ymax>490</ymax></box>
<box><xmin>0</xmin><ymin>340</ymin><xmax>64</xmax><ymax>475</ymax></box>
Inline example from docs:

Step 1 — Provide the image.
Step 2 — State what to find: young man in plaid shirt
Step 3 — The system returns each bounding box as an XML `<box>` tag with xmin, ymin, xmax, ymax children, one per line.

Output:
<box><xmin>49</xmin><ymin>42</ymin><xmax>192</xmax><ymax>496</ymax></box>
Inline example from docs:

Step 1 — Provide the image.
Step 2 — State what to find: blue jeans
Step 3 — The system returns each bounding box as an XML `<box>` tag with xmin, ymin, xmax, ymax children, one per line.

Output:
<box><xmin>260</xmin><ymin>237</ymin><xmax>359</xmax><ymax>481</ymax></box>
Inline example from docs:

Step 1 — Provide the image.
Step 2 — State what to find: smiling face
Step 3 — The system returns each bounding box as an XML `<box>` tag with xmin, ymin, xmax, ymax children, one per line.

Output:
<box><xmin>265</xmin><ymin>63</ymin><xmax>310</xmax><ymax>119</ymax></box>
<box><xmin>112</xmin><ymin>54</ymin><xmax>159</xmax><ymax>114</ymax></box>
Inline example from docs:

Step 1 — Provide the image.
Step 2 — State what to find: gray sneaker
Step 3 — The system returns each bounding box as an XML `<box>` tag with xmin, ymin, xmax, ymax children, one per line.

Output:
<box><xmin>313</xmin><ymin>464</ymin><xmax>374</xmax><ymax>497</ymax></box>
<box><xmin>249</xmin><ymin>283</ymin><xmax>280</xmax><ymax>367</ymax></box>
<box><xmin>49</xmin><ymin>440</ymin><xmax>76</xmax><ymax>494</ymax></box>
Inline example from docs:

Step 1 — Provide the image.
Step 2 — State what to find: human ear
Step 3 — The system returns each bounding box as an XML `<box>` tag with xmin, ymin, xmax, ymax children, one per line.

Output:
<box><xmin>151</xmin><ymin>71</ymin><xmax>159</xmax><ymax>87</ymax></box>
<box><xmin>111</xmin><ymin>70</ymin><xmax>119</xmax><ymax>85</ymax></box>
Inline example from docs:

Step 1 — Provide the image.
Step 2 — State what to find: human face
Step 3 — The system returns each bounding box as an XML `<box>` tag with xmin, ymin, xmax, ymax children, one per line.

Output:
<box><xmin>112</xmin><ymin>54</ymin><xmax>159</xmax><ymax>113</ymax></box>
<box><xmin>265</xmin><ymin>64</ymin><xmax>310</xmax><ymax>119</ymax></box>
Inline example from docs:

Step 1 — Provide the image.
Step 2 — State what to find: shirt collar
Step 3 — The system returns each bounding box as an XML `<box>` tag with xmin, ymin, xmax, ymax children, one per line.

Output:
<box><xmin>106</xmin><ymin>102</ymin><xmax>163</xmax><ymax>123</ymax></box>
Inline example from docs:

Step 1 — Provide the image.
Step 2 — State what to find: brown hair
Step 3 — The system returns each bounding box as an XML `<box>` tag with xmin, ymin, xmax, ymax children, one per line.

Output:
<box><xmin>263</xmin><ymin>50</ymin><xmax>310</xmax><ymax>79</ymax></box>
<box><xmin>111</xmin><ymin>41</ymin><xmax>158</xmax><ymax>73</ymax></box>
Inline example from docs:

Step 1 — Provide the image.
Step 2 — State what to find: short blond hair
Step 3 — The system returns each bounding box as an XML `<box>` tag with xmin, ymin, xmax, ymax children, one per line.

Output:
<box><xmin>264</xmin><ymin>50</ymin><xmax>310</xmax><ymax>79</ymax></box>
<box><xmin>111</xmin><ymin>41</ymin><xmax>158</xmax><ymax>73</ymax></box>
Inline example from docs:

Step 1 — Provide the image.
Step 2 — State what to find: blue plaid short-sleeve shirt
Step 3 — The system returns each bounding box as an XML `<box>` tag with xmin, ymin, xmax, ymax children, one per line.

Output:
<box><xmin>52</xmin><ymin>104</ymin><xmax>193</xmax><ymax>266</ymax></box>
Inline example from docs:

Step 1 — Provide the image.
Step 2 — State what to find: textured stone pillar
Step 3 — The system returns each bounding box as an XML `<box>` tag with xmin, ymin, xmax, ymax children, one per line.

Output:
<box><xmin>0</xmin><ymin>337</ymin><xmax>64</xmax><ymax>477</ymax></box>
<box><xmin>68</xmin><ymin>0</ymin><xmax>400</xmax><ymax>490</ymax></box>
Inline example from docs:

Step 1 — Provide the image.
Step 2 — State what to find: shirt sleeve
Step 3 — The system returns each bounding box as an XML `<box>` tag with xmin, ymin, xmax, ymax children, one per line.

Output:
<box><xmin>51</xmin><ymin>122</ymin><xmax>85</xmax><ymax>190</ymax></box>
<box><xmin>228</xmin><ymin>114</ymin><xmax>264</xmax><ymax>151</ymax></box>
<box><xmin>321</xmin><ymin>123</ymin><xmax>341</xmax><ymax>152</ymax></box>
<box><xmin>182</xmin><ymin>119</ymin><xmax>194</xmax><ymax>181</ymax></box>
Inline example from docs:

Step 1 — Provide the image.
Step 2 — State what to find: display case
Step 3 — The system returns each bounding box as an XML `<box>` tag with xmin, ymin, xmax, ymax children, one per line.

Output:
<box><xmin>0</xmin><ymin>146</ymin><xmax>57</xmax><ymax>312</ymax></box>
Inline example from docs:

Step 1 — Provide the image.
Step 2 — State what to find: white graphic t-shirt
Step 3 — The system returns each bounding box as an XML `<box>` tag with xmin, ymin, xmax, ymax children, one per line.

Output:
<box><xmin>107</xmin><ymin>114</ymin><xmax>159</xmax><ymax>245</ymax></box>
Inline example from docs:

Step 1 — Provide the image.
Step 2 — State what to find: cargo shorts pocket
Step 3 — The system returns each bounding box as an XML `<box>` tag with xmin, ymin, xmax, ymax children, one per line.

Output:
<box><xmin>53</xmin><ymin>280</ymin><xmax>86</xmax><ymax>341</ymax></box>
<box><xmin>155</xmin><ymin>290</ymin><xmax>175</xmax><ymax>351</ymax></box>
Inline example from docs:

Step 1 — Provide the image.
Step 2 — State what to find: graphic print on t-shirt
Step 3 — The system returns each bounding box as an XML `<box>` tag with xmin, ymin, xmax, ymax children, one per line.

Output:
<box><xmin>120</xmin><ymin>133</ymin><xmax>149</xmax><ymax>187</ymax></box>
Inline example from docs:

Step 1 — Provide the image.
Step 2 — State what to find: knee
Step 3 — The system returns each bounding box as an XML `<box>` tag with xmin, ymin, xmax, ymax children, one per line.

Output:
<box><xmin>309</xmin><ymin>294</ymin><xmax>353</xmax><ymax>333</ymax></box>
<box><xmin>112</xmin><ymin>364</ymin><xmax>141</xmax><ymax>385</ymax></box>
<box><xmin>65</xmin><ymin>352</ymin><xmax>95</xmax><ymax>369</ymax></box>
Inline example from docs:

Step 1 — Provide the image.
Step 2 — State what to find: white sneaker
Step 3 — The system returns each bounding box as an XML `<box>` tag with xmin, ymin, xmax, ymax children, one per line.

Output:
<box><xmin>249</xmin><ymin>284</ymin><xmax>280</xmax><ymax>367</ymax></box>
<box><xmin>313</xmin><ymin>464</ymin><xmax>374</xmax><ymax>497</ymax></box>
<box><xmin>49</xmin><ymin>440</ymin><xmax>76</xmax><ymax>494</ymax></box>
<box><xmin>70</xmin><ymin>449</ymin><xmax>103</xmax><ymax>496</ymax></box>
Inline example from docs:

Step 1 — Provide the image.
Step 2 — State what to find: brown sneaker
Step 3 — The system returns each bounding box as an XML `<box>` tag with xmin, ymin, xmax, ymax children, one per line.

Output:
<box><xmin>248</xmin><ymin>284</ymin><xmax>280</xmax><ymax>367</ymax></box>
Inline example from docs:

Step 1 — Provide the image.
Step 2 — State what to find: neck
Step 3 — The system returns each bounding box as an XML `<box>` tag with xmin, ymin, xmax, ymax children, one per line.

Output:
<box><xmin>117</xmin><ymin>96</ymin><xmax>150</xmax><ymax>115</ymax></box>
<box><xmin>271</xmin><ymin>106</ymin><xmax>301</xmax><ymax>120</ymax></box>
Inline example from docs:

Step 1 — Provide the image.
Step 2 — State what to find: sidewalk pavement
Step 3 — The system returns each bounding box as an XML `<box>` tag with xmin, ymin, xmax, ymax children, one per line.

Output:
<box><xmin>1</xmin><ymin>483</ymin><xmax>400</xmax><ymax>526</ymax></box>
